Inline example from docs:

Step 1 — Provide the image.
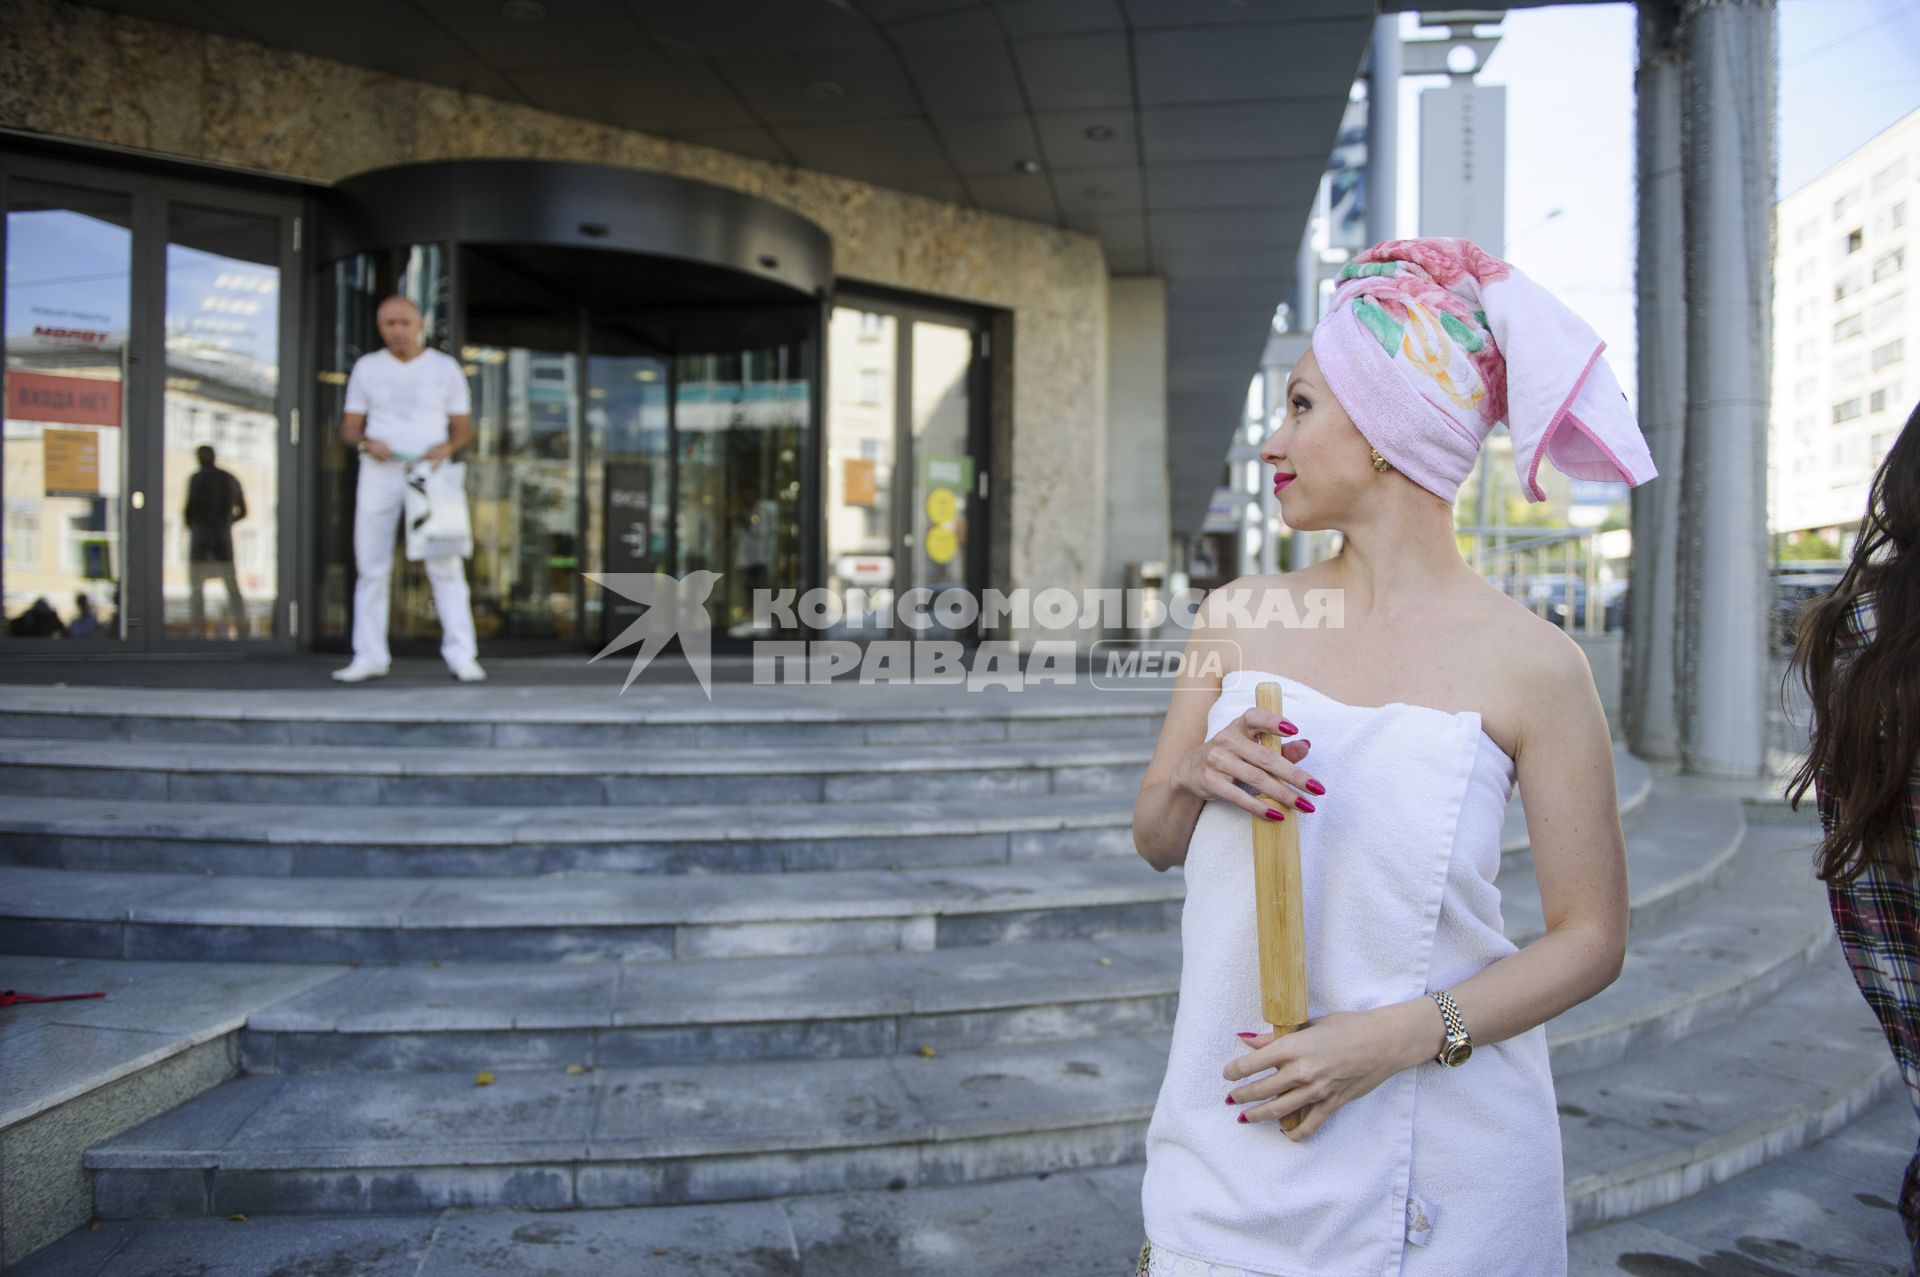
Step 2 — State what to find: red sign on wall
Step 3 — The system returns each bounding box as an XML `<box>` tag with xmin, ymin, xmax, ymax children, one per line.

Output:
<box><xmin>6</xmin><ymin>371</ymin><xmax>123</xmax><ymax>427</ymax></box>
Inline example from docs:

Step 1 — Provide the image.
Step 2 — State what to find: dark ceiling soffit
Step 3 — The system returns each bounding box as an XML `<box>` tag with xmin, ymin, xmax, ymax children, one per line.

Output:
<box><xmin>323</xmin><ymin>159</ymin><xmax>834</xmax><ymax>299</ymax></box>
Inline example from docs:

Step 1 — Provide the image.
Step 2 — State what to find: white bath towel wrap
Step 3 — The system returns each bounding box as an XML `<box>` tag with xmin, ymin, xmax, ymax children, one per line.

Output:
<box><xmin>1141</xmin><ymin>669</ymin><xmax>1566</xmax><ymax>1276</ymax></box>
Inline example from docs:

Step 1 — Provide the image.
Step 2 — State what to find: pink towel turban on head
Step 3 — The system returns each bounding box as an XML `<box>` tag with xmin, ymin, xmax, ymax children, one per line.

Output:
<box><xmin>1309</xmin><ymin>237</ymin><xmax>1658</xmax><ymax>504</ymax></box>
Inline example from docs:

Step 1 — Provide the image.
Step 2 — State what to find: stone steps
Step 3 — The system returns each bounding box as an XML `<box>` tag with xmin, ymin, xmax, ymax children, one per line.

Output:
<box><xmin>0</xmin><ymin>685</ymin><xmax>1166</xmax><ymax>750</ymax></box>
<box><xmin>0</xmin><ymin>792</ymin><xmax>1138</xmax><ymax>877</ymax></box>
<box><xmin>231</xmin><ymin>819</ymin><xmax>1826</xmax><ymax>1077</ymax></box>
<box><xmin>80</xmin><ymin>947</ymin><xmax>1893</xmax><ymax>1230</ymax></box>
<box><xmin>0</xmin><ymin>791</ymin><xmax>1736</xmax><ymax>966</ymax></box>
<box><xmin>31</xmin><ymin>1094</ymin><xmax>1914</xmax><ymax>1276</ymax></box>
<box><xmin>0</xmin><ymin>737</ymin><xmax>1155</xmax><ymax>807</ymax></box>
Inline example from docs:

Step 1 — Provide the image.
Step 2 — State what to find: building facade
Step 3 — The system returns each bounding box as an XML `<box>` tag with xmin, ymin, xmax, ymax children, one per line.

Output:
<box><xmin>1771</xmin><ymin>105</ymin><xmax>1917</xmax><ymax>544</ymax></box>
<box><xmin>0</xmin><ymin>0</ymin><xmax>1157</xmax><ymax>656</ymax></box>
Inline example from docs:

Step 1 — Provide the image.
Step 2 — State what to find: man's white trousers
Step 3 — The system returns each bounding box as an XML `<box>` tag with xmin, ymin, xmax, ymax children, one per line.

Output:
<box><xmin>351</xmin><ymin>457</ymin><xmax>476</xmax><ymax>668</ymax></box>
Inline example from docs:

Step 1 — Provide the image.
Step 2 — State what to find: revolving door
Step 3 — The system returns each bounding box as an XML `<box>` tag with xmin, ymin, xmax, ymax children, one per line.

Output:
<box><xmin>314</xmin><ymin>159</ymin><xmax>830</xmax><ymax>654</ymax></box>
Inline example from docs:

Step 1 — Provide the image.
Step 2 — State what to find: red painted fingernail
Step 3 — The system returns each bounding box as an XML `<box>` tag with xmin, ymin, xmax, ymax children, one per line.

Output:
<box><xmin>1293</xmin><ymin>797</ymin><xmax>1315</xmax><ymax>813</ymax></box>
<box><xmin>1224</xmin><ymin>1094</ymin><xmax>1236</xmax><ymax>1105</ymax></box>
<box><xmin>1237</xmin><ymin>1113</ymin><xmax>1249</xmax><ymax>1124</ymax></box>
<box><xmin>1278</xmin><ymin>719</ymin><xmax>1298</xmax><ymax>735</ymax></box>
<box><xmin>1304</xmin><ymin>779</ymin><xmax>1325</xmax><ymax>795</ymax></box>
<box><xmin>1264</xmin><ymin>808</ymin><xmax>1284</xmax><ymax>821</ymax></box>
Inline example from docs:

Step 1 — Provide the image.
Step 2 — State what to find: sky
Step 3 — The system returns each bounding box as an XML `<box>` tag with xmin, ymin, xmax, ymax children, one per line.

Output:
<box><xmin>1390</xmin><ymin>0</ymin><xmax>1920</xmax><ymax>414</ymax></box>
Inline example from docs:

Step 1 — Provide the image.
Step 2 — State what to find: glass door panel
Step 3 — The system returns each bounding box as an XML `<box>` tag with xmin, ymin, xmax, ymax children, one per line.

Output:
<box><xmin>465</xmin><ymin>343</ymin><xmax>580</xmax><ymax>641</ymax></box>
<box><xmin>3</xmin><ymin>178</ymin><xmax>132</xmax><ymax>642</ymax></box>
<box><xmin>909</xmin><ymin>319</ymin><xmax>973</xmax><ymax>637</ymax></box>
<box><xmin>825</xmin><ymin>305</ymin><xmax>897</xmax><ymax>635</ymax></box>
<box><xmin>162</xmin><ymin>204</ymin><xmax>281</xmax><ymax>640</ymax></box>
<box><xmin>585</xmin><ymin>350</ymin><xmax>669</xmax><ymax>643</ymax></box>
<box><xmin>674</xmin><ymin>345</ymin><xmax>806</xmax><ymax>639</ymax></box>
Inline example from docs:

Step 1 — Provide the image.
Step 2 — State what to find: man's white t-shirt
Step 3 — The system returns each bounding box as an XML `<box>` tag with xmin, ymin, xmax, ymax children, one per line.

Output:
<box><xmin>343</xmin><ymin>347</ymin><xmax>472</xmax><ymax>458</ymax></box>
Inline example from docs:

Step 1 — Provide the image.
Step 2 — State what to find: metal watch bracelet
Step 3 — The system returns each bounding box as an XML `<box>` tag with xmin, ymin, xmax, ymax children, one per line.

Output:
<box><xmin>1428</xmin><ymin>989</ymin><xmax>1472</xmax><ymax>1066</ymax></box>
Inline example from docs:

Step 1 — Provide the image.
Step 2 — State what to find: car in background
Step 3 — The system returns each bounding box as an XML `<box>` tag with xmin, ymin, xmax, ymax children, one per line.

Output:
<box><xmin>1772</xmin><ymin>563</ymin><xmax>1845</xmax><ymax>654</ymax></box>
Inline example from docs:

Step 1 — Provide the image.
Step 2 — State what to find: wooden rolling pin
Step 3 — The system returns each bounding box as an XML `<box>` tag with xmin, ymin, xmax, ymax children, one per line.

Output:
<box><xmin>1253</xmin><ymin>681</ymin><xmax>1309</xmax><ymax>1133</ymax></box>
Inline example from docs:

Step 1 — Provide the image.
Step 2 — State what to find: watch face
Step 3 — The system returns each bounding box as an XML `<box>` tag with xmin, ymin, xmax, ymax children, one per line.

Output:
<box><xmin>1442</xmin><ymin>1040</ymin><xmax>1473</xmax><ymax>1067</ymax></box>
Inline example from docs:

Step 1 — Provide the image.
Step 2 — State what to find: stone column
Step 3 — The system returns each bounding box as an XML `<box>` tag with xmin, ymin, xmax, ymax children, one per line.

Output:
<box><xmin>1674</xmin><ymin>0</ymin><xmax>1776</xmax><ymax>777</ymax></box>
<box><xmin>1626</xmin><ymin>0</ymin><xmax>1686</xmax><ymax>763</ymax></box>
<box><xmin>1368</xmin><ymin>14</ymin><xmax>1401</xmax><ymax>250</ymax></box>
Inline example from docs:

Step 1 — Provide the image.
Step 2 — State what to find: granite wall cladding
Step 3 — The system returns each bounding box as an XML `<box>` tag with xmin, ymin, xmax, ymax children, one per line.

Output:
<box><xmin>0</xmin><ymin>0</ymin><xmax>1111</xmax><ymax>616</ymax></box>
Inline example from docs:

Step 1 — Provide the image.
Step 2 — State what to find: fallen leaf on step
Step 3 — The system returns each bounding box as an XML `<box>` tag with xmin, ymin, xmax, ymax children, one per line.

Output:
<box><xmin>227</xmin><ymin>1214</ymin><xmax>249</xmax><ymax>1223</ymax></box>
<box><xmin>1097</xmin><ymin>957</ymin><xmax>1113</xmax><ymax>966</ymax></box>
<box><xmin>475</xmin><ymin>1072</ymin><xmax>495</xmax><ymax>1086</ymax></box>
<box><xmin>566</xmin><ymin>1065</ymin><xmax>588</xmax><ymax>1075</ymax></box>
<box><xmin>917</xmin><ymin>1045</ymin><xmax>938</xmax><ymax>1058</ymax></box>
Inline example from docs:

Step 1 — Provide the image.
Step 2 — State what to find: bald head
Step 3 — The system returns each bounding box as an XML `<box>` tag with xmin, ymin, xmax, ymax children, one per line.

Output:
<box><xmin>375</xmin><ymin>294</ymin><xmax>424</xmax><ymax>360</ymax></box>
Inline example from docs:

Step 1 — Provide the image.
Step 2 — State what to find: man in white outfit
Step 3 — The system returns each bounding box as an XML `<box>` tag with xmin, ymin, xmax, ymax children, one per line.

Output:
<box><xmin>333</xmin><ymin>295</ymin><xmax>485</xmax><ymax>683</ymax></box>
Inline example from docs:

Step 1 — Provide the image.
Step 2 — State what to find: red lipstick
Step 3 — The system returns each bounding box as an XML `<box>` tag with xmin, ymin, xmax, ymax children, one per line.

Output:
<box><xmin>1273</xmin><ymin>472</ymin><xmax>1296</xmax><ymax>493</ymax></box>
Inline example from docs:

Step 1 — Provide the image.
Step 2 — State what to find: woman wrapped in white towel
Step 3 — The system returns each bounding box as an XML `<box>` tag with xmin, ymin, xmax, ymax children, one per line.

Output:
<box><xmin>1131</xmin><ymin>238</ymin><xmax>1658</xmax><ymax>1277</ymax></box>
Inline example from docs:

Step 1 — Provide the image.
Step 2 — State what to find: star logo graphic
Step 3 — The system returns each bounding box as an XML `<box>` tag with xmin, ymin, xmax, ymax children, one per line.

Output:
<box><xmin>583</xmin><ymin>570</ymin><xmax>724</xmax><ymax>698</ymax></box>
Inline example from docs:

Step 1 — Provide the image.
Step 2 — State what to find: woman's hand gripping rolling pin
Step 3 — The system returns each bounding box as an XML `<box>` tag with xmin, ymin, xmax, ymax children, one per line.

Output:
<box><xmin>1170</xmin><ymin>704</ymin><xmax>1323</xmax><ymax>823</ymax></box>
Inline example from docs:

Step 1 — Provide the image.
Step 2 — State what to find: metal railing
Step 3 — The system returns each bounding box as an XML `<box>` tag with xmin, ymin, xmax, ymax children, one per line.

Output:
<box><xmin>1463</xmin><ymin>526</ymin><xmax>1616</xmax><ymax>635</ymax></box>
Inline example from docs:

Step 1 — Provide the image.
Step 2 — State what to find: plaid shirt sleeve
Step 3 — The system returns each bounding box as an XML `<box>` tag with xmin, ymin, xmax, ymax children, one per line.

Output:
<box><xmin>1815</xmin><ymin>590</ymin><xmax>1920</xmax><ymax>1256</ymax></box>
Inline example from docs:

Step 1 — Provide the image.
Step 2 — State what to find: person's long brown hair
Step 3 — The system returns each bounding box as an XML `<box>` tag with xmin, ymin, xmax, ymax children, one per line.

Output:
<box><xmin>1785</xmin><ymin>400</ymin><xmax>1920</xmax><ymax>883</ymax></box>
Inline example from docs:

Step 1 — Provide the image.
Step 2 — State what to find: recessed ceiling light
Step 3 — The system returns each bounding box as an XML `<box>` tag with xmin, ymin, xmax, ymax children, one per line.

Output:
<box><xmin>1015</xmin><ymin>158</ymin><xmax>1040</xmax><ymax>175</ymax></box>
<box><xmin>805</xmin><ymin>80</ymin><xmax>845</xmax><ymax>101</ymax></box>
<box><xmin>1084</xmin><ymin>125</ymin><xmax>1115</xmax><ymax>142</ymax></box>
<box><xmin>500</xmin><ymin>0</ymin><xmax>546</xmax><ymax>22</ymax></box>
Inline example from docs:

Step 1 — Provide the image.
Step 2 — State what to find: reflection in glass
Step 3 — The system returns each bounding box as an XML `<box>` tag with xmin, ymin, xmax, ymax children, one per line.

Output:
<box><xmin>825</xmin><ymin>306</ymin><xmax>897</xmax><ymax>634</ymax></box>
<box><xmin>163</xmin><ymin>205</ymin><xmax>280</xmax><ymax>639</ymax></box>
<box><xmin>911</xmin><ymin>319</ymin><xmax>973</xmax><ymax>609</ymax></box>
<box><xmin>674</xmin><ymin>345</ymin><xmax>807</xmax><ymax>639</ymax></box>
<box><xmin>585</xmin><ymin>352</ymin><xmax>669</xmax><ymax>643</ymax></box>
<box><xmin>466</xmin><ymin>344</ymin><xmax>578</xmax><ymax>640</ymax></box>
<box><xmin>3</xmin><ymin>179</ymin><xmax>131</xmax><ymax>641</ymax></box>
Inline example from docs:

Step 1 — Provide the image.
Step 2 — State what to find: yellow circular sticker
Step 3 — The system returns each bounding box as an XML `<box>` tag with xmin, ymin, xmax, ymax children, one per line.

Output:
<box><xmin>925</xmin><ymin>487</ymin><xmax>958</xmax><ymax>525</ymax></box>
<box><xmin>925</xmin><ymin>525</ymin><xmax>958</xmax><ymax>564</ymax></box>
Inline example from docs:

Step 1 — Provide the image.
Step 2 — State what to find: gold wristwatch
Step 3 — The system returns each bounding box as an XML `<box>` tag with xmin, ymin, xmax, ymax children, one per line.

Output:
<box><xmin>1429</xmin><ymin>990</ymin><xmax>1473</xmax><ymax>1066</ymax></box>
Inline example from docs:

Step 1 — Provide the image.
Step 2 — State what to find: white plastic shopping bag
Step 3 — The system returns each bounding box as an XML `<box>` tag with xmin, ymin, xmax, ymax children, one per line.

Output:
<box><xmin>402</xmin><ymin>459</ymin><xmax>473</xmax><ymax>561</ymax></box>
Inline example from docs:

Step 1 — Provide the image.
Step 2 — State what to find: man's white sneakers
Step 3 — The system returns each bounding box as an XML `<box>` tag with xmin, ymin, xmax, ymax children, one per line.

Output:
<box><xmin>449</xmin><ymin>659</ymin><xmax>488</xmax><ymax>683</ymax></box>
<box><xmin>330</xmin><ymin>661</ymin><xmax>390</xmax><ymax>684</ymax></box>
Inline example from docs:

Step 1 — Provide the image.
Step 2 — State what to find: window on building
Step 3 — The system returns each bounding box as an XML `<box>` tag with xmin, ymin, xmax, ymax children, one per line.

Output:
<box><xmin>1798</xmin><ymin>219</ymin><xmax>1818</xmax><ymax>244</ymax></box>
<box><xmin>1834</xmin><ymin>353</ymin><xmax>1865</xmax><ymax>383</ymax></box>
<box><xmin>4</xmin><ymin>503</ymin><xmax>38</xmax><ymax>567</ymax></box>
<box><xmin>858</xmin><ymin>368</ymin><xmax>883</xmax><ymax>404</ymax></box>
<box><xmin>1833</xmin><ymin>398</ymin><xmax>1863</xmax><ymax>423</ymax></box>
<box><xmin>1845</xmin><ymin>228</ymin><xmax>1865</xmax><ymax>254</ymax></box>
<box><xmin>1895</xmin><ymin>201</ymin><xmax>1909</xmax><ymax>231</ymax></box>
<box><xmin>1873</xmin><ymin>247</ymin><xmax>1905</xmax><ymax>283</ymax></box>
<box><xmin>1834</xmin><ymin>312</ymin><xmax>1864</xmax><ymax>341</ymax></box>
<box><xmin>1835</xmin><ymin>188</ymin><xmax>1863</xmax><ymax>220</ymax></box>
<box><xmin>1835</xmin><ymin>273</ymin><xmax>1864</xmax><ymax>302</ymax></box>
<box><xmin>1872</xmin><ymin>338</ymin><xmax>1905</xmax><ymax>370</ymax></box>
<box><xmin>1870</xmin><ymin>291</ymin><xmax>1906</xmax><ymax>331</ymax></box>
<box><xmin>1871</xmin><ymin>387</ymin><xmax>1888</xmax><ymax>413</ymax></box>
<box><xmin>1872</xmin><ymin>158</ymin><xmax>1908</xmax><ymax>195</ymax></box>
<box><xmin>1872</xmin><ymin>431</ymin><xmax>1894</xmax><ymax>457</ymax></box>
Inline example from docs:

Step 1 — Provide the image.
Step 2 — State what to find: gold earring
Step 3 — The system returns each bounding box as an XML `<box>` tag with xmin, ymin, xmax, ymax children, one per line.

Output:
<box><xmin>1369</xmin><ymin>446</ymin><xmax>1393</xmax><ymax>473</ymax></box>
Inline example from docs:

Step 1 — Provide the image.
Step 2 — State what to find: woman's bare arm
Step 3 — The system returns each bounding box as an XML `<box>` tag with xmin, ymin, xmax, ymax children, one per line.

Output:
<box><xmin>1425</xmin><ymin>630</ymin><xmax>1630</xmax><ymax>1049</ymax></box>
<box><xmin>1132</xmin><ymin>581</ymin><xmax>1318</xmax><ymax>872</ymax></box>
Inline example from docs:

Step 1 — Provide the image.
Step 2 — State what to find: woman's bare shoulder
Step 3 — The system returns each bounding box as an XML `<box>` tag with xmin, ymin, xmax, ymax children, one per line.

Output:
<box><xmin>1468</xmin><ymin>585</ymin><xmax>1600</xmax><ymax>713</ymax></box>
